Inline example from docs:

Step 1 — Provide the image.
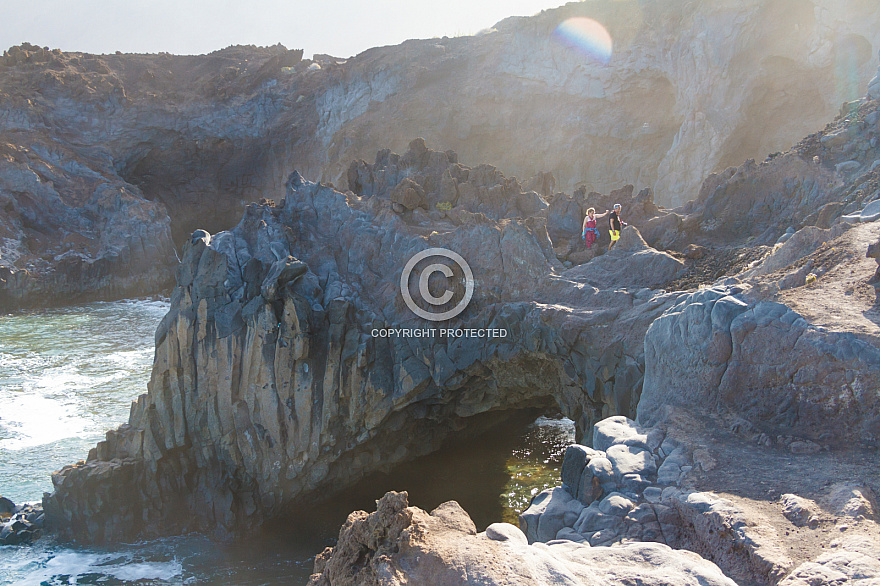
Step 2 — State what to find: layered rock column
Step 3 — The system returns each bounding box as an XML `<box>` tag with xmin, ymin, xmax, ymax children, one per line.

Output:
<box><xmin>44</xmin><ymin>173</ymin><xmax>681</xmax><ymax>542</ymax></box>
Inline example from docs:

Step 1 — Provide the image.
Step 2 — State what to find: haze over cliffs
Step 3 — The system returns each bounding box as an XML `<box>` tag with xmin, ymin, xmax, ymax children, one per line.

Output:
<box><xmin>2</xmin><ymin>1</ymin><xmax>879</xmax><ymax>583</ymax></box>
<box><xmin>2</xmin><ymin>0</ymin><xmax>880</xmax><ymax>309</ymax></box>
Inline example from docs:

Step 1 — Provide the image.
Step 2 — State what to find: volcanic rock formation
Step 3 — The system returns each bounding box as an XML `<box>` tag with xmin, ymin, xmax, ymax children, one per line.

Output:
<box><xmin>4</xmin><ymin>1</ymin><xmax>880</xmax><ymax>308</ymax></box>
<box><xmin>31</xmin><ymin>34</ymin><xmax>880</xmax><ymax>586</ymax></box>
<box><xmin>43</xmin><ymin>156</ymin><xmax>689</xmax><ymax>542</ymax></box>
<box><xmin>306</xmin><ymin>490</ymin><xmax>739</xmax><ymax>586</ymax></box>
<box><xmin>517</xmin><ymin>415</ymin><xmax>880</xmax><ymax>586</ymax></box>
<box><xmin>43</xmin><ymin>97</ymin><xmax>880</xmax><ymax>545</ymax></box>
<box><xmin>0</xmin><ymin>135</ymin><xmax>176</xmax><ymax>309</ymax></box>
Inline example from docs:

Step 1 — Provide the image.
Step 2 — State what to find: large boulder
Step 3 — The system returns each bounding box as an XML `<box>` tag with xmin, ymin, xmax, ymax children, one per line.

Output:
<box><xmin>638</xmin><ymin>287</ymin><xmax>880</xmax><ymax>445</ymax></box>
<box><xmin>557</xmin><ymin>417</ymin><xmax>667</xmax><ymax>509</ymax></box>
<box><xmin>519</xmin><ymin>486</ymin><xmax>583</xmax><ymax>543</ymax></box>
<box><xmin>389</xmin><ymin>177</ymin><xmax>426</xmax><ymax>210</ymax></box>
<box><xmin>308</xmin><ymin>491</ymin><xmax>738</xmax><ymax>586</ymax></box>
<box><xmin>564</xmin><ymin>227</ymin><xmax>686</xmax><ymax>289</ymax></box>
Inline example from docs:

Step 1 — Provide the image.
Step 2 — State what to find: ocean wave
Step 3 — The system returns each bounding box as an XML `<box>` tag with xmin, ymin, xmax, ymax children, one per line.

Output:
<box><xmin>7</xmin><ymin>550</ymin><xmax>183</xmax><ymax>586</ymax></box>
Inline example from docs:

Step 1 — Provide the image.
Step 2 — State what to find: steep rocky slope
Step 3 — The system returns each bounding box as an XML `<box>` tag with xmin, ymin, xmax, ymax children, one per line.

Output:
<box><xmin>3</xmin><ymin>0</ymin><xmax>880</xmax><ymax>309</ymax></box>
<box><xmin>0</xmin><ymin>132</ymin><xmax>176</xmax><ymax>308</ymax></box>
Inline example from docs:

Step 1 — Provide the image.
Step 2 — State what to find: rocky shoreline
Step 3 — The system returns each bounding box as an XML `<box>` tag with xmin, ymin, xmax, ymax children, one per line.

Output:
<box><xmin>41</xmin><ymin>127</ymin><xmax>880</xmax><ymax>559</ymax></box>
<box><xmin>3</xmin><ymin>6</ymin><xmax>880</xmax><ymax>586</ymax></box>
<box><xmin>0</xmin><ymin>497</ymin><xmax>44</xmax><ymax>546</ymax></box>
<box><xmin>36</xmin><ymin>78</ymin><xmax>880</xmax><ymax>584</ymax></box>
<box><xmin>307</xmin><ymin>416</ymin><xmax>879</xmax><ymax>585</ymax></box>
<box><xmin>14</xmin><ymin>109</ymin><xmax>880</xmax><ymax>580</ymax></box>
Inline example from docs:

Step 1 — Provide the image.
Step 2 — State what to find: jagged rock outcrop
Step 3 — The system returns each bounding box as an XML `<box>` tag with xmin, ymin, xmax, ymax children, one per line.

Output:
<box><xmin>4</xmin><ymin>3</ymin><xmax>880</xmax><ymax>309</ymax></box>
<box><xmin>648</xmin><ymin>87</ymin><xmax>880</xmax><ymax>252</ymax></box>
<box><xmin>2</xmin><ymin>2</ymin><xmax>878</xmax><ymax>278</ymax></box>
<box><xmin>0</xmin><ymin>135</ymin><xmax>176</xmax><ymax>310</ymax></box>
<box><xmin>347</xmin><ymin>137</ymin><xmax>550</xmax><ymax>220</ymax></box>
<box><xmin>0</xmin><ymin>498</ymin><xmax>44</xmax><ymax>546</ymax></box>
<box><xmin>43</xmin><ymin>168</ymin><xmax>688</xmax><ymax>542</ymax></box>
<box><xmin>564</xmin><ymin>226</ymin><xmax>686</xmax><ymax>289</ymax></box>
<box><xmin>42</xmin><ymin>142</ymin><xmax>880</xmax><ymax>544</ymax></box>
<box><xmin>307</xmin><ymin>491</ymin><xmax>738</xmax><ymax>586</ymax></box>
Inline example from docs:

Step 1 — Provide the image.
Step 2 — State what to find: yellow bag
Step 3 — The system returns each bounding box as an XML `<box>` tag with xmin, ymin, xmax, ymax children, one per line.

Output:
<box><xmin>609</xmin><ymin>229</ymin><xmax>620</xmax><ymax>242</ymax></box>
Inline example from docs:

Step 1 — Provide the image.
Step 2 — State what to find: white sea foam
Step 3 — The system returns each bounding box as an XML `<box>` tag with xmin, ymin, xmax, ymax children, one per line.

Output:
<box><xmin>8</xmin><ymin>551</ymin><xmax>183</xmax><ymax>585</ymax></box>
<box><xmin>104</xmin><ymin>348</ymin><xmax>153</xmax><ymax>369</ymax></box>
<box><xmin>0</xmin><ymin>392</ymin><xmax>86</xmax><ymax>450</ymax></box>
<box><xmin>0</xmin><ymin>300</ymin><xmax>166</xmax><ymax>456</ymax></box>
<box><xmin>532</xmin><ymin>416</ymin><xmax>576</xmax><ymax>430</ymax></box>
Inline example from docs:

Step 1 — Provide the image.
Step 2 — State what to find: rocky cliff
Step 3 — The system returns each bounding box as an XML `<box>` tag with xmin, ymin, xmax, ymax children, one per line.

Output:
<box><xmin>43</xmin><ymin>143</ymin><xmax>690</xmax><ymax>542</ymax></box>
<box><xmin>322</xmin><ymin>0</ymin><xmax>880</xmax><ymax>207</ymax></box>
<box><xmin>4</xmin><ymin>0</ymin><xmax>880</xmax><ymax>308</ymax></box>
<box><xmin>0</xmin><ymin>135</ymin><xmax>176</xmax><ymax>309</ymax></box>
<box><xmin>43</xmin><ymin>96</ymin><xmax>880</xmax><ymax>543</ymax></box>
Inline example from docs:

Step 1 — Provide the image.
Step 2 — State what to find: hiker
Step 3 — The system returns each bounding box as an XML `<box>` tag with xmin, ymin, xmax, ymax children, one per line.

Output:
<box><xmin>608</xmin><ymin>203</ymin><xmax>627</xmax><ymax>249</ymax></box>
<box><xmin>582</xmin><ymin>207</ymin><xmax>608</xmax><ymax>249</ymax></box>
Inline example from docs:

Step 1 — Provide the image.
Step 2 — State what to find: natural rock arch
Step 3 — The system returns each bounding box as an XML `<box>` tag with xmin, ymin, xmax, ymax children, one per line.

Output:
<box><xmin>44</xmin><ymin>170</ymin><xmax>683</xmax><ymax>542</ymax></box>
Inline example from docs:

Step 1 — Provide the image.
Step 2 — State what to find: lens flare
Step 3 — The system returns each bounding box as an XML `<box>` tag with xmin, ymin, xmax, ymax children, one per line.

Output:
<box><xmin>553</xmin><ymin>17</ymin><xmax>613</xmax><ymax>65</ymax></box>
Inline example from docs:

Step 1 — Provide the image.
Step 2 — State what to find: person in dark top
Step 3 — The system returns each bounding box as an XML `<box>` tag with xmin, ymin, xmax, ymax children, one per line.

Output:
<box><xmin>608</xmin><ymin>203</ymin><xmax>627</xmax><ymax>249</ymax></box>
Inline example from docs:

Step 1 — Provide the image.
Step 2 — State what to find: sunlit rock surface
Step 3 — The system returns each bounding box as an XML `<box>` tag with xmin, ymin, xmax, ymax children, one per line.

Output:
<box><xmin>306</xmin><ymin>491</ymin><xmax>738</xmax><ymax>586</ymax></box>
<box><xmin>43</xmin><ymin>167</ymin><xmax>687</xmax><ymax>542</ymax></box>
<box><xmin>3</xmin><ymin>1</ymin><xmax>880</xmax><ymax>309</ymax></box>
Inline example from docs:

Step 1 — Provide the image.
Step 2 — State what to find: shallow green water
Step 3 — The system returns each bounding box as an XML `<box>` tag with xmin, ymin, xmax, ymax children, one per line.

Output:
<box><xmin>0</xmin><ymin>300</ymin><xmax>169</xmax><ymax>502</ymax></box>
<box><xmin>0</xmin><ymin>300</ymin><xmax>573</xmax><ymax>585</ymax></box>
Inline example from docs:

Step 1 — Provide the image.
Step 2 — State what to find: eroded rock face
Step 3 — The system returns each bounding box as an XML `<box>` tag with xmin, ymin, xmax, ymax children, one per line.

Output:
<box><xmin>321</xmin><ymin>1</ymin><xmax>880</xmax><ymax>208</ymax></box>
<box><xmin>307</xmin><ymin>491</ymin><xmax>738</xmax><ymax>586</ymax></box>
<box><xmin>347</xmin><ymin>138</ymin><xmax>550</xmax><ymax>220</ymax></box>
<box><xmin>638</xmin><ymin>286</ymin><xmax>880</xmax><ymax>446</ymax></box>
<box><xmin>4</xmin><ymin>4</ymin><xmax>879</xmax><ymax>309</ymax></box>
<box><xmin>654</xmin><ymin>91</ymin><xmax>880</xmax><ymax>251</ymax></box>
<box><xmin>0</xmin><ymin>136</ymin><xmax>176</xmax><ymax>310</ymax></box>
<box><xmin>2</xmin><ymin>0</ymin><xmax>878</xmax><ymax>279</ymax></box>
<box><xmin>43</xmin><ymin>171</ymin><xmax>686</xmax><ymax>543</ymax></box>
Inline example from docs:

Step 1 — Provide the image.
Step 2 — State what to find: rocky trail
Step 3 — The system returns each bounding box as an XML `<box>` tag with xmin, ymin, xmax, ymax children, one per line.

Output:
<box><xmin>665</xmin><ymin>410</ymin><xmax>880</xmax><ymax>578</ymax></box>
<box><xmin>775</xmin><ymin>221</ymin><xmax>880</xmax><ymax>343</ymax></box>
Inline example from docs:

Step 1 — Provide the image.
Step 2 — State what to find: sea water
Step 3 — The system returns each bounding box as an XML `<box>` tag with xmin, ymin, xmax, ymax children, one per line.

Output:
<box><xmin>0</xmin><ymin>300</ymin><xmax>574</xmax><ymax>585</ymax></box>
